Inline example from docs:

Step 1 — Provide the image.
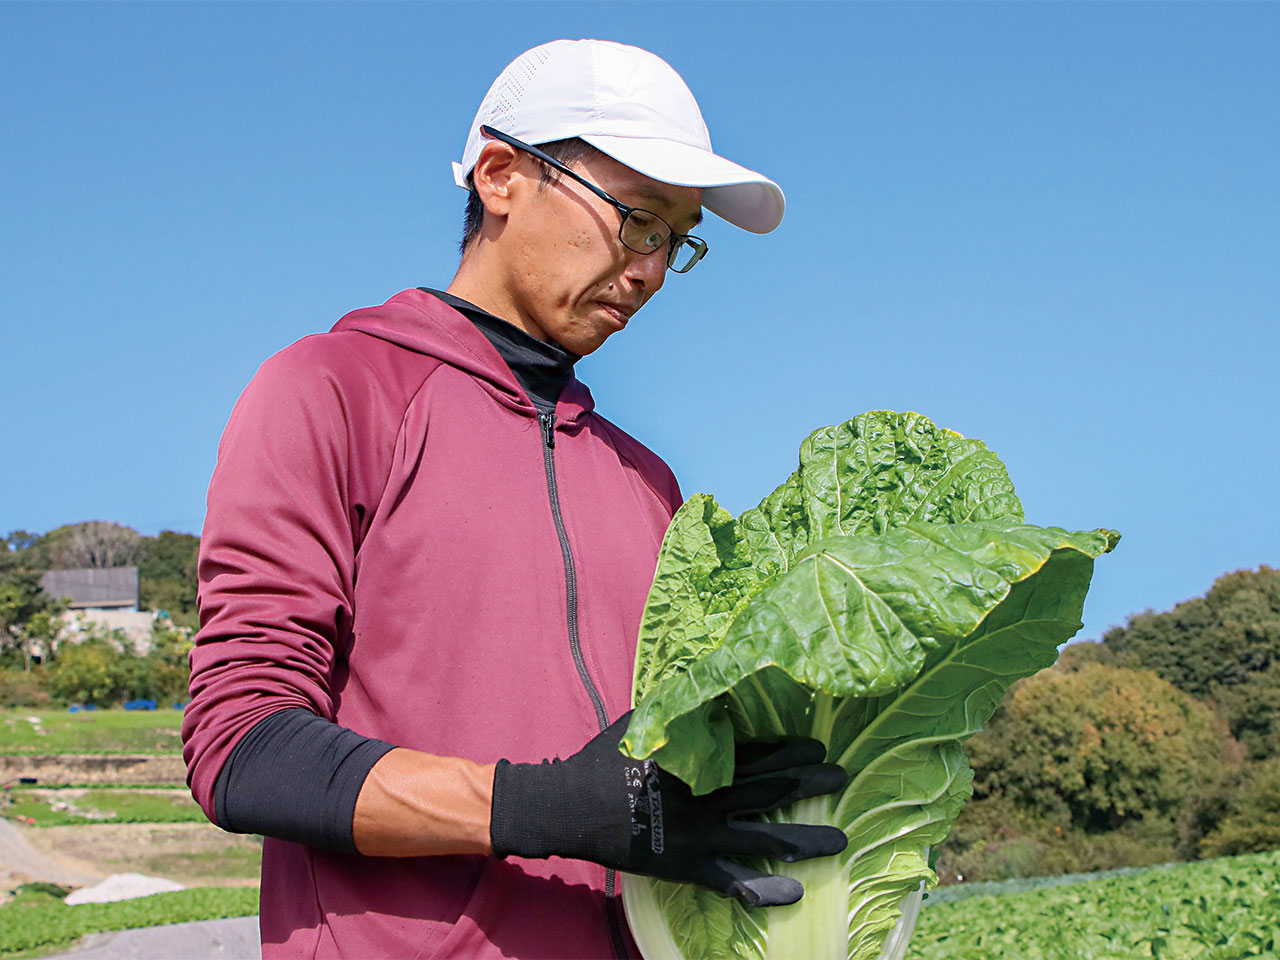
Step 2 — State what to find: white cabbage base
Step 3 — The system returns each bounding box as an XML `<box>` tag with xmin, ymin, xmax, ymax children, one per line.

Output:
<box><xmin>621</xmin><ymin>872</ymin><xmax>925</xmax><ymax>960</ymax></box>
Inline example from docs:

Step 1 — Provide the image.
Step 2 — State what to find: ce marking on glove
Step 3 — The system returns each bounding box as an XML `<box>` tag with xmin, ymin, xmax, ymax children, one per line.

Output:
<box><xmin>624</xmin><ymin>760</ymin><xmax>665</xmax><ymax>853</ymax></box>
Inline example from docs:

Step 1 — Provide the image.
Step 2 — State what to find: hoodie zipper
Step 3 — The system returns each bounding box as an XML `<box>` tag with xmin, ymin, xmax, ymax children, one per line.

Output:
<box><xmin>537</xmin><ymin>411</ymin><xmax>629</xmax><ymax>960</ymax></box>
<box><xmin>538</xmin><ymin>411</ymin><xmax>609</xmax><ymax>731</ymax></box>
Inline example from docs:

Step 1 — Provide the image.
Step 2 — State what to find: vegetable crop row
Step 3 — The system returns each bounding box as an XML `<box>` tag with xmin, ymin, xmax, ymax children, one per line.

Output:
<box><xmin>0</xmin><ymin>886</ymin><xmax>258</xmax><ymax>959</ymax></box>
<box><xmin>908</xmin><ymin>848</ymin><xmax>1280</xmax><ymax>959</ymax></box>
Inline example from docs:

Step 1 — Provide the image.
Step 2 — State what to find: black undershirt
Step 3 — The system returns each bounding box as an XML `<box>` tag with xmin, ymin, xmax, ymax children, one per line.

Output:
<box><xmin>422</xmin><ymin>287</ymin><xmax>578</xmax><ymax>415</ymax></box>
<box><xmin>211</xmin><ymin>289</ymin><xmax>579</xmax><ymax>852</ymax></box>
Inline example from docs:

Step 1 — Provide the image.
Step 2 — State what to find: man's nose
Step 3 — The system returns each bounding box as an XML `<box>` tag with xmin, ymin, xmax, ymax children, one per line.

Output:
<box><xmin>623</xmin><ymin>247</ymin><xmax>667</xmax><ymax>297</ymax></box>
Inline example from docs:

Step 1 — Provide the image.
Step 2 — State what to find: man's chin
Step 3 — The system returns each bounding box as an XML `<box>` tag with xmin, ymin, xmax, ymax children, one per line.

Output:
<box><xmin>552</xmin><ymin>328</ymin><xmax>611</xmax><ymax>357</ymax></box>
<box><xmin>562</xmin><ymin>339</ymin><xmax>603</xmax><ymax>357</ymax></box>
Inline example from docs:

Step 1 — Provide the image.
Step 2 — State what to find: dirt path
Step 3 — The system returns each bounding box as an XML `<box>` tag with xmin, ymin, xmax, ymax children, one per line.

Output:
<box><xmin>3</xmin><ymin>820</ymin><xmax>260</xmax><ymax>958</ymax></box>
<box><xmin>24</xmin><ymin>822</ymin><xmax>261</xmax><ymax>887</ymax></box>
<box><xmin>39</xmin><ymin>916</ymin><xmax>260</xmax><ymax>960</ymax></box>
<box><xmin>0</xmin><ymin>819</ymin><xmax>101</xmax><ymax>890</ymax></box>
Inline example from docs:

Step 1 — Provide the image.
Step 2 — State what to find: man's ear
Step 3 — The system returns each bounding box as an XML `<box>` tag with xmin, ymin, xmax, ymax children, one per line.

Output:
<box><xmin>471</xmin><ymin>141</ymin><xmax>523</xmax><ymax>219</ymax></box>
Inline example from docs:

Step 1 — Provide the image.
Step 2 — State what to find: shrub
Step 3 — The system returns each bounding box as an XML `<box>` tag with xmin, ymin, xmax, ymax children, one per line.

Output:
<box><xmin>936</xmin><ymin>795</ymin><xmax>1043</xmax><ymax>882</ymax></box>
<box><xmin>36</xmin><ymin>622</ymin><xmax>193</xmax><ymax>707</ymax></box>
<box><xmin>950</xmin><ymin>662</ymin><xmax>1245</xmax><ymax>879</ymax></box>
<box><xmin>968</xmin><ymin>663</ymin><xmax>1240</xmax><ymax>834</ymax></box>
<box><xmin>0</xmin><ymin>667</ymin><xmax>50</xmax><ymax>708</ymax></box>
<box><xmin>1202</xmin><ymin>757</ymin><xmax>1280</xmax><ymax>857</ymax></box>
<box><xmin>1211</xmin><ymin>660</ymin><xmax>1280</xmax><ymax>761</ymax></box>
<box><xmin>44</xmin><ymin>638</ymin><xmax>127</xmax><ymax>705</ymax></box>
<box><xmin>1102</xmin><ymin>566</ymin><xmax>1280</xmax><ymax>760</ymax></box>
<box><xmin>937</xmin><ymin>796</ymin><xmax>1179</xmax><ymax>883</ymax></box>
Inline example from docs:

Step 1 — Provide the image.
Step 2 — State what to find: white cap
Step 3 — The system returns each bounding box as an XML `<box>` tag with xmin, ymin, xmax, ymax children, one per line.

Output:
<box><xmin>453</xmin><ymin>39</ymin><xmax>785</xmax><ymax>234</ymax></box>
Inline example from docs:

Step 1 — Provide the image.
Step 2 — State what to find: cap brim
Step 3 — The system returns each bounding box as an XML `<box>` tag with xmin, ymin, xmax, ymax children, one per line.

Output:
<box><xmin>580</xmin><ymin>134</ymin><xmax>785</xmax><ymax>234</ymax></box>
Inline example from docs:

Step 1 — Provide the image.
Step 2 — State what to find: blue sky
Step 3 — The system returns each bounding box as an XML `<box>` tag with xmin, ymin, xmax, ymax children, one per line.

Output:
<box><xmin>2</xmin><ymin>2</ymin><xmax>1276</xmax><ymax>643</ymax></box>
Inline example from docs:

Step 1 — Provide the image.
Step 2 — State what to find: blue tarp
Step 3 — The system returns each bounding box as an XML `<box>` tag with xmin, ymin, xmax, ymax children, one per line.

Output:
<box><xmin>124</xmin><ymin>699</ymin><xmax>158</xmax><ymax>711</ymax></box>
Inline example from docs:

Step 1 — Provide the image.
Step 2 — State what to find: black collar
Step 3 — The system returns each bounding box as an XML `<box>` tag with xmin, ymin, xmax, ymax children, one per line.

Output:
<box><xmin>421</xmin><ymin>288</ymin><xmax>578</xmax><ymax>416</ymax></box>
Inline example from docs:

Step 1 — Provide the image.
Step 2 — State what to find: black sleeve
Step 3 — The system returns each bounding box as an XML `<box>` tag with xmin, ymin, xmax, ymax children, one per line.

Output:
<box><xmin>212</xmin><ymin>708</ymin><xmax>396</xmax><ymax>853</ymax></box>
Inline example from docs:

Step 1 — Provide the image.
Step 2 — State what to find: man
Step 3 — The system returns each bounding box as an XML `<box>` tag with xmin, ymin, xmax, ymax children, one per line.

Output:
<box><xmin>183</xmin><ymin>39</ymin><xmax>846</xmax><ymax>959</ymax></box>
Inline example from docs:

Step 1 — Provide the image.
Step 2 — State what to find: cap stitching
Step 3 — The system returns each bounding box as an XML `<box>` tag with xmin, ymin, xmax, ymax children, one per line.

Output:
<box><xmin>590</xmin><ymin>42</ymin><xmax>603</xmax><ymax>125</ymax></box>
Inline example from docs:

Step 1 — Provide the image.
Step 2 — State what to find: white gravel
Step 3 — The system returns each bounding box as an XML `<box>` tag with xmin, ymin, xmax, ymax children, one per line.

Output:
<box><xmin>64</xmin><ymin>873</ymin><xmax>185</xmax><ymax>904</ymax></box>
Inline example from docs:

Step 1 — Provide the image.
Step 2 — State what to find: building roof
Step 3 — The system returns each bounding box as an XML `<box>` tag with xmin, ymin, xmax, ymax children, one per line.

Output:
<box><xmin>40</xmin><ymin>567</ymin><xmax>140</xmax><ymax>610</ymax></box>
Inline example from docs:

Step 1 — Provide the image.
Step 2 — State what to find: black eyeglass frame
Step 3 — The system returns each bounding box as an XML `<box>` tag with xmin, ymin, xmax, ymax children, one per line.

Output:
<box><xmin>478</xmin><ymin>125</ymin><xmax>709</xmax><ymax>273</ymax></box>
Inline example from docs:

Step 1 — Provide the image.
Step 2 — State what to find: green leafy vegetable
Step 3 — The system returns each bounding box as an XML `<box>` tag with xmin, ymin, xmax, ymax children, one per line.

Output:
<box><xmin>910</xmin><ymin>849</ymin><xmax>1280</xmax><ymax>959</ymax></box>
<box><xmin>621</xmin><ymin>411</ymin><xmax>1118</xmax><ymax>960</ymax></box>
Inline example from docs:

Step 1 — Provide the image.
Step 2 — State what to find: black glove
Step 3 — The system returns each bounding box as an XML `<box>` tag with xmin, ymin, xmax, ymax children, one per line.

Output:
<box><xmin>490</xmin><ymin>713</ymin><xmax>848</xmax><ymax>907</ymax></box>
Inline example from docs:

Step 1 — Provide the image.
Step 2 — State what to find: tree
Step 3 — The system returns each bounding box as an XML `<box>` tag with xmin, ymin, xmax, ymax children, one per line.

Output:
<box><xmin>1211</xmin><ymin>660</ymin><xmax>1280</xmax><ymax>761</ymax></box>
<box><xmin>45</xmin><ymin>637</ymin><xmax>125</xmax><ymax>705</ymax></box>
<box><xmin>967</xmin><ymin>663</ymin><xmax>1240</xmax><ymax>834</ymax></box>
<box><xmin>137</xmin><ymin>531</ymin><xmax>200</xmax><ymax>627</ymax></box>
<box><xmin>1103</xmin><ymin>566</ymin><xmax>1280</xmax><ymax>695</ymax></box>
<box><xmin>0</xmin><ymin>532</ymin><xmax>58</xmax><ymax>666</ymax></box>
<box><xmin>1054</xmin><ymin>640</ymin><xmax>1120</xmax><ymax>671</ymax></box>
<box><xmin>5</xmin><ymin>524</ymin><xmax>203</xmax><ymax>636</ymax></box>
<box><xmin>1</xmin><ymin>530</ymin><xmax>44</xmax><ymax>571</ymax></box>
<box><xmin>941</xmin><ymin>663</ymin><xmax>1245</xmax><ymax>879</ymax></box>
<box><xmin>145</xmin><ymin>623</ymin><xmax>195</xmax><ymax>702</ymax></box>
<box><xmin>136</xmin><ymin>531</ymin><xmax>199</xmax><ymax>584</ymax></box>
<box><xmin>0</xmin><ymin>577</ymin><xmax>43</xmax><ymax>642</ymax></box>
<box><xmin>45</xmin><ymin>521</ymin><xmax>141</xmax><ymax>569</ymax></box>
<box><xmin>18</xmin><ymin>610</ymin><xmax>62</xmax><ymax>671</ymax></box>
<box><xmin>1200</xmin><ymin>757</ymin><xmax>1280</xmax><ymax>857</ymax></box>
<box><xmin>1102</xmin><ymin>566</ymin><xmax>1280</xmax><ymax>758</ymax></box>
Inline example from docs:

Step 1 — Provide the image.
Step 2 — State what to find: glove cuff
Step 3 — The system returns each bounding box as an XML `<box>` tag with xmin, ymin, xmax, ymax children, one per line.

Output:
<box><xmin>491</xmin><ymin>758</ymin><xmax>614</xmax><ymax>862</ymax></box>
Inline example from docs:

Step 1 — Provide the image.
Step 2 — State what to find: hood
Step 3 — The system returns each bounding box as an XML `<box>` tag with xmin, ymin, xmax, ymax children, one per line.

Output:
<box><xmin>331</xmin><ymin>288</ymin><xmax>596</xmax><ymax>423</ymax></box>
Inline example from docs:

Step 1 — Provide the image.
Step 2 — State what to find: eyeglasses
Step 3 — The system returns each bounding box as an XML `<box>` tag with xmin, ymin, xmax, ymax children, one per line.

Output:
<box><xmin>479</xmin><ymin>125</ymin><xmax>709</xmax><ymax>274</ymax></box>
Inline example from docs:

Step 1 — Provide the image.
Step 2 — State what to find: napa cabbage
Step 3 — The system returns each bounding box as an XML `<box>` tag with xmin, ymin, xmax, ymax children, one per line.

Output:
<box><xmin>620</xmin><ymin>411</ymin><xmax>1118</xmax><ymax>960</ymax></box>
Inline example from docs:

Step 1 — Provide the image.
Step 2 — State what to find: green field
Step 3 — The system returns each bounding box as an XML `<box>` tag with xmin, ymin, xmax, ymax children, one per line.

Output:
<box><xmin>1</xmin><ymin>710</ymin><xmax>183</xmax><ymax>755</ymax></box>
<box><xmin>1</xmin><ymin>705</ymin><xmax>259</xmax><ymax>958</ymax></box>
<box><xmin>3</xmin><ymin>851</ymin><xmax>1277</xmax><ymax>959</ymax></box>
<box><xmin>908</xmin><ymin>849</ymin><xmax>1280</xmax><ymax>959</ymax></box>
<box><xmin>0</xmin><ymin>884</ymin><xmax>258</xmax><ymax>959</ymax></box>
<box><xmin>3</xmin><ymin>707</ymin><xmax>1275</xmax><ymax>959</ymax></box>
<box><xmin>4</xmin><ymin>789</ymin><xmax>204</xmax><ymax>827</ymax></box>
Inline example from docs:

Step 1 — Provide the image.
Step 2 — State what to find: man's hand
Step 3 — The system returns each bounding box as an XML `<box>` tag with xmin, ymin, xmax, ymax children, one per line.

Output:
<box><xmin>490</xmin><ymin>713</ymin><xmax>848</xmax><ymax>906</ymax></box>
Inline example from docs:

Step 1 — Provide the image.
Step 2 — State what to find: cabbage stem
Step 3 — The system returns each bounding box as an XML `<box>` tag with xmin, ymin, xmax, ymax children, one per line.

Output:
<box><xmin>766</xmin><ymin>794</ymin><xmax>847</xmax><ymax>960</ymax></box>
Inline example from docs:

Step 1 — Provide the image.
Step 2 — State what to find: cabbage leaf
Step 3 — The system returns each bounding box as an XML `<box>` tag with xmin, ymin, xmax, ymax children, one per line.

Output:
<box><xmin>621</xmin><ymin>412</ymin><xmax>1118</xmax><ymax>960</ymax></box>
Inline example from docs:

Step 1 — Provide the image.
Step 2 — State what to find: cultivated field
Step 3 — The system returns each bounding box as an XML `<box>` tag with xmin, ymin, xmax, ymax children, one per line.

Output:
<box><xmin>910</xmin><ymin>849</ymin><xmax>1280</xmax><ymax>959</ymax></box>
<box><xmin>1</xmin><ymin>707</ymin><xmax>259</xmax><ymax>957</ymax></box>
<box><xmin>3</xmin><ymin>708</ymin><xmax>1277</xmax><ymax>959</ymax></box>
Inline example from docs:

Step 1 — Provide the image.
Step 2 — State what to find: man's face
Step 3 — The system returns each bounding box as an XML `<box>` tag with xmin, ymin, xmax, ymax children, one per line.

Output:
<box><xmin>496</xmin><ymin>149</ymin><xmax>703</xmax><ymax>356</ymax></box>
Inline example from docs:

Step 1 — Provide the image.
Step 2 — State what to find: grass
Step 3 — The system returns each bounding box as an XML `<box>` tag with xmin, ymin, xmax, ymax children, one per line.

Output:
<box><xmin>0</xmin><ymin>884</ymin><xmax>258</xmax><ymax>959</ymax></box>
<box><xmin>22</xmin><ymin>823</ymin><xmax>263</xmax><ymax>887</ymax></box>
<box><xmin>98</xmin><ymin>836</ymin><xmax>264</xmax><ymax>884</ymax></box>
<box><xmin>0</xmin><ymin>709</ymin><xmax>184</xmax><ymax>755</ymax></box>
<box><xmin>3</xmin><ymin>789</ymin><xmax>205</xmax><ymax>827</ymax></box>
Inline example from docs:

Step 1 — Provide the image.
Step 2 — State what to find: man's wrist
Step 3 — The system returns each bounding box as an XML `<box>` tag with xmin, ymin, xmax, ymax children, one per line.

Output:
<box><xmin>352</xmin><ymin>749</ymin><xmax>495</xmax><ymax>858</ymax></box>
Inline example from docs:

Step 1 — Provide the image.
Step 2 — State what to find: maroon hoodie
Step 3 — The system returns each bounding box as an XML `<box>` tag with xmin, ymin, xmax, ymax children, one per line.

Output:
<box><xmin>183</xmin><ymin>289</ymin><xmax>681</xmax><ymax>958</ymax></box>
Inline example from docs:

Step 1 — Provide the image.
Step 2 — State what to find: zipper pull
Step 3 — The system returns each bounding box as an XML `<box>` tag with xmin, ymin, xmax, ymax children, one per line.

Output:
<box><xmin>539</xmin><ymin>412</ymin><xmax>556</xmax><ymax>449</ymax></box>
